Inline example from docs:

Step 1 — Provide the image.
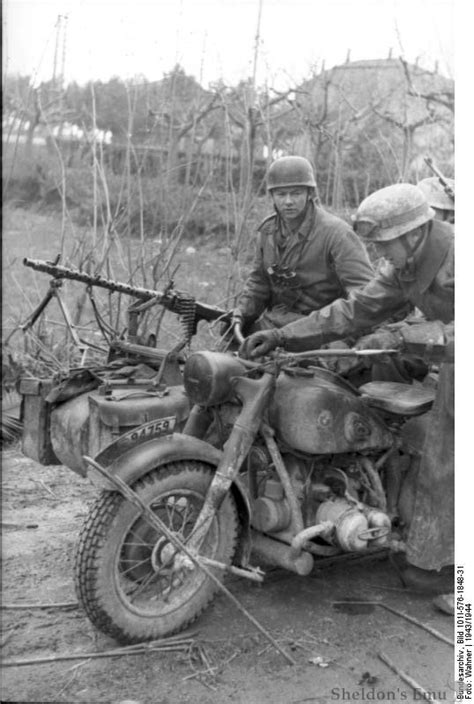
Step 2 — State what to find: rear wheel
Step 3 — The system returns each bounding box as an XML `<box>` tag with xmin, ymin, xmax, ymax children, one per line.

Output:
<box><xmin>75</xmin><ymin>461</ymin><xmax>239</xmax><ymax>643</ymax></box>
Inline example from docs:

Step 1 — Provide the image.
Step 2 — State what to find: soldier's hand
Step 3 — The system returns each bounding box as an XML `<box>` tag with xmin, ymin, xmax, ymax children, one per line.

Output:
<box><xmin>239</xmin><ymin>329</ymin><xmax>283</xmax><ymax>359</ymax></box>
<box><xmin>401</xmin><ymin>321</ymin><xmax>451</xmax><ymax>363</ymax></box>
<box><xmin>355</xmin><ymin>331</ymin><xmax>403</xmax><ymax>351</ymax></box>
<box><xmin>355</xmin><ymin>331</ymin><xmax>403</xmax><ymax>366</ymax></box>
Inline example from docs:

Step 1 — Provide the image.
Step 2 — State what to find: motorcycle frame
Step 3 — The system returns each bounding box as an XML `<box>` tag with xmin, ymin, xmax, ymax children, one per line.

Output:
<box><xmin>84</xmin><ymin>353</ymin><xmax>420</xmax><ymax>569</ymax></box>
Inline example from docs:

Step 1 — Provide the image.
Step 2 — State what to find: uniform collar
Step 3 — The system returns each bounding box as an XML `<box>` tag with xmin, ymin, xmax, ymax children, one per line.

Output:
<box><xmin>397</xmin><ymin>220</ymin><xmax>453</xmax><ymax>291</ymax></box>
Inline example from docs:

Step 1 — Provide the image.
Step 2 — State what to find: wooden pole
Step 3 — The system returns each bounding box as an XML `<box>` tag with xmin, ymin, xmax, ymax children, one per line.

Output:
<box><xmin>379</xmin><ymin>603</ymin><xmax>454</xmax><ymax>647</ymax></box>
<box><xmin>1</xmin><ymin>602</ymin><xmax>78</xmax><ymax>610</ymax></box>
<box><xmin>332</xmin><ymin>601</ymin><xmax>454</xmax><ymax>647</ymax></box>
<box><xmin>2</xmin><ymin>639</ymin><xmax>195</xmax><ymax>668</ymax></box>
<box><xmin>378</xmin><ymin>651</ymin><xmax>442</xmax><ymax>703</ymax></box>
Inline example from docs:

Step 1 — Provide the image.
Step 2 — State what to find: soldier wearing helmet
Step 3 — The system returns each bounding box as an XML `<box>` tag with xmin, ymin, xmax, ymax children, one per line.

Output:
<box><xmin>417</xmin><ymin>176</ymin><xmax>455</xmax><ymax>224</ymax></box>
<box><xmin>231</xmin><ymin>156</ymin><xmax>374</xmax><ymax>335</ymax></box>
<box><xmin>241</xmin><ymin>182</ymin><xmax>454</xmax><ymax>610</ymax></box>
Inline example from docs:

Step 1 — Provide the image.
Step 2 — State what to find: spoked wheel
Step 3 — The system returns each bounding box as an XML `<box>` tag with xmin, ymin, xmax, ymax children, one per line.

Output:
<box><xmin>75</xmin><ymin>461</ymin><xmax>239</xmax><ymax>643</ymax></box>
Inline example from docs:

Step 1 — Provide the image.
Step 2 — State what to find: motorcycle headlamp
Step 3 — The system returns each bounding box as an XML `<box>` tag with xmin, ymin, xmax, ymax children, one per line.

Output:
<box><xmin>183</xmin><ymin>351</ymin><xmax>246</xmax><ymax>407</ymax></box>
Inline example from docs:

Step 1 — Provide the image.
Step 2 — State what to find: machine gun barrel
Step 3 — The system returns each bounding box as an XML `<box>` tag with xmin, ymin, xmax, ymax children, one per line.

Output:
<box><xmin>23</xmin><ymin>258</ymin><xmax>164</xmax><ymax>301</ymax></box>
<box><xmin>22</xmin><ymin>257</ymin><xmax>228</xmax><ymax>323</ymax></box>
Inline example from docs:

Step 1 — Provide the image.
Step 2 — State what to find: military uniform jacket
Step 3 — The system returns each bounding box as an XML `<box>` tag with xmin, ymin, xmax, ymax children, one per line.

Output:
<box><xmin>237</xmin><ymin>200</ymin><xmax>374</xmax><ymax>324</ymax></box>
<box><xmin>280</xmin><ymin>219</ymin><xmax>454</xmax><ymax>351</ymax></box>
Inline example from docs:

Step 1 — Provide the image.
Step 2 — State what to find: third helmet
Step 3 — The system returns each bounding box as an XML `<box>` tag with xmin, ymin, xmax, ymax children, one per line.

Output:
<box><xmin>266</xmin><ymin>156</ymin><xmax>316</xmax><ymax>191</ymax></box>
<box><xmin>354</xmin><ymin>183</ymin><xmax>435</xmax><ymax>242</ymax></box>
<box><xmin>417</xmin><ymin>177</ymin><xmax>455</xmax><ymax>211</ymax></box>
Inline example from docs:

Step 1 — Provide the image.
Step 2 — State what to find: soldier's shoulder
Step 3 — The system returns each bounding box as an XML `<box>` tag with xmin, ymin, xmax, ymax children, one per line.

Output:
<box><xmin>429</xmin><ymin>219</ymin><xmax>455</xmax><ymax>254</ymax></box>
<box><xmin>435</xmin><ymin>219</ymin><xmax>454</xmax><ymax>240</ymax></box>
<box><xmin>257</xmin><ymin>213</ymin><xmax>278</xmax><ymax>234</ymax></box>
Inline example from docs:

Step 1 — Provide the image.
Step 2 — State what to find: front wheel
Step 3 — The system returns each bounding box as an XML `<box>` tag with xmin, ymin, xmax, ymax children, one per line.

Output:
<box><xmin>75</xmin><ymin>461</ymin><xmax>239</xmax><ymax>643</ymax></box>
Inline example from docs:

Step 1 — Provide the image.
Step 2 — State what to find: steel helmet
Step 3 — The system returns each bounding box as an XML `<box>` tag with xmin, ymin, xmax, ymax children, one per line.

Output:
<box><xmin>417</xmin><ymin>177</ymin><xmax>455</xmax><ymax>211</ymax></box>
<box><xmin>354</xmin><ymin>183</ymin><xmax>435</xmax><ymax>242</ymax></box>
<box><xmin>266</xmin><ymin>156</ymin><xmax>316</xmax><ymax>191</ymax></box>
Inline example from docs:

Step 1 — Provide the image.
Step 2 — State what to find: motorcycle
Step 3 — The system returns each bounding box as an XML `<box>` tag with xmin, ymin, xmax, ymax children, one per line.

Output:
<box><xmin>73</xmin><ymin>346</ymin><xmax>435</xmax><ymax>644</ymax></box>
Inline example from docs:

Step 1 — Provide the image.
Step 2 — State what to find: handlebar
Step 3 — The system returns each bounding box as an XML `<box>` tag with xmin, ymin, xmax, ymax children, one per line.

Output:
<box><xmin>232</xmin><ymin>320</ymin><xmax>398</xmax><ymax>363</ymax></box>
<box><xmin>286</xmin><ymin>348</ymin><xmax>399</xmax><ymax>359</ymax></box>
<box><xmin>234</xmin><ymin>347</ymin><xmax>400</xmax><ymax>373</ymax></box>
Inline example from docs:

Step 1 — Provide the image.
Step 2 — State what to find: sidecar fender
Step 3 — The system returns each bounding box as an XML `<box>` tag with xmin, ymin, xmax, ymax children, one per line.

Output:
<box><xmin>87</xmin><ymin>433</ymin><xmax>252</xmax><ymax>564</ymax></box>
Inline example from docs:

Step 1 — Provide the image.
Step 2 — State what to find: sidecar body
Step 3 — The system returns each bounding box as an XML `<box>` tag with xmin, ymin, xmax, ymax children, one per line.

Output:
<box><xmin>20</xmin><ymin>357</ymin><xmax>190</xmax><ymax>476</ymax></box>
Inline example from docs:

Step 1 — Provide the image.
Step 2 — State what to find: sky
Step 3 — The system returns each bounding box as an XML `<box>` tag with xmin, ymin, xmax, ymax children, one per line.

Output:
<box><xmin>3</xmin><ymin>0</ymin><xmax>455</xmax><ymax>90</ymax></box>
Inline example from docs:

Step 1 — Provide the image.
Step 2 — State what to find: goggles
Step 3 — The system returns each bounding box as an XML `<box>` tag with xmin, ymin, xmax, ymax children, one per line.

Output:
<box><xmin>353</xmin><ymin>218</ymin><xmax>378</xmax><ymax>240</ymax></box>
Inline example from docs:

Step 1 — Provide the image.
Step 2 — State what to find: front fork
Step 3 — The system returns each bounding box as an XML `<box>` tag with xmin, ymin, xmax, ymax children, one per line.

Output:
<box><xmin>186</xmin><ymin>371</ymin><xmax>275</xmax><ymax>551</ymax></box>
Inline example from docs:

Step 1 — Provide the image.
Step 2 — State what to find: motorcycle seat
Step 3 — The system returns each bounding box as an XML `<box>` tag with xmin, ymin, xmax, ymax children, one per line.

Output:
<box><xmin>358</xmin><ymin>381</ymin><xmax>435</xmax><ymax>416</ymax></box>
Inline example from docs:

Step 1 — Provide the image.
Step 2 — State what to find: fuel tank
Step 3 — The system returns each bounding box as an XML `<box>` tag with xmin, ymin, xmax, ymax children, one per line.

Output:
<box><xmin>269</xmin><ymin>369</ymin><xmax>393</xmax><ymax>454</ymax></box>
<box><xmin>50</xmin><ymin>384</ymin><xmax>190</xmax><ymax>476</ymax></box>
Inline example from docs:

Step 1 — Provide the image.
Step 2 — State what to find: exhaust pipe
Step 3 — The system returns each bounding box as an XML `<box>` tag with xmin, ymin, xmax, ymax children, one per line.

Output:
<box><xmin>250</xmin><ymin>531</ymin><xmax>314</xmax><ymax>576</ymax></box>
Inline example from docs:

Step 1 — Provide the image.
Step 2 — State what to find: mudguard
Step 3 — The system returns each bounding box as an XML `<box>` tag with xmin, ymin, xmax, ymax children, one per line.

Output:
<box><xmin>87</xmin><ymin>432</ymin><xmax>252</xmax><ymax>564</ymax></box>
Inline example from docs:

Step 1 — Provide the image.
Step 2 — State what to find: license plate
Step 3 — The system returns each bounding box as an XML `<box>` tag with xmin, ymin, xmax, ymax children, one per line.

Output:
<box><xmin>120</xmin><ymin>416</ymin><xmax>176</xmax><ymax>446</ymax></box>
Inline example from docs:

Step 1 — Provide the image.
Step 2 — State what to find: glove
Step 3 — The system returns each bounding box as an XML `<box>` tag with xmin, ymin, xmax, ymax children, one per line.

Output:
<box><xmin>239</xmin><ymin>329</ymin><xmax>285</xmax><ymax>359</ymax></box>
<box><xmin>355</xmin><ymin>331</ymin><xmax>404</xmax><ymax>351</ymax></box>
<box><xmin>400</xmin><ymin>321</ymin><xmax>451</xmax><ymax>362</ymax></box>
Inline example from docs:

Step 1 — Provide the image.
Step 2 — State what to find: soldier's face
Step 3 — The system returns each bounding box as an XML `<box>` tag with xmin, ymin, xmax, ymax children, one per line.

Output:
<box><xmin>271</xmin><ymin>187</ymin><xmax>308</xmax><ymax>223</ymax></box>
<box><xmin>372</xmin><ymin>238</ymin><xmax>409</xmax><ymax>269</ymax></box>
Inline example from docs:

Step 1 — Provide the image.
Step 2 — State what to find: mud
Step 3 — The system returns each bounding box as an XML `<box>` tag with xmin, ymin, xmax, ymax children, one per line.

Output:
<box><xmin>1</xmin><ymin>446</ymin><xmax>456</xmax><ymax>703</ymax></box>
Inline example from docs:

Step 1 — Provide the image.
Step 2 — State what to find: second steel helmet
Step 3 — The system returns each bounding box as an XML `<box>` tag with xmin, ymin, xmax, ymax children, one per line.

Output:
<box><xmin>266</xmin><ymin>156</ymin><xmax>316</xmax><ymax>191</ymax></box>
<box><xmin>354</xmin><ymin>183</ymin><xmax>435</xmax><ymax>242</ymax></box>
<box><xmin>417</xmin><ymin>177</ymin><xmax>455</xmax><ymax>211</ymax></box>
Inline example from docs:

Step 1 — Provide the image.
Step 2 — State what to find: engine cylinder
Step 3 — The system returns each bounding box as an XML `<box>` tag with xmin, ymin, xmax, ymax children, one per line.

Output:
<box><xmin>315</xmin><ymin>498</ymin><xmax>369</xmax><ymax>552</ymax></box>
<box><xmin>364</xmin><ymin>509</ymin><xmax>392</xmax><ymax>547</ymax></box>
<box><xmin>336</xmin><ymin>510</ymin><xmax>370</xmax><ymax>552</ymax></box>
<box><xmin>251</xmin><ymin>496</ymin><xmax>291</xmax><ymax>533</ymax></box>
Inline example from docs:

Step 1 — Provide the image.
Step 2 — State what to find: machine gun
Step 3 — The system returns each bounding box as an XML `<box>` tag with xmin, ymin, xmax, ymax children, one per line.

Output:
<box><xmin>424</xmin><ymin>157</ymin><xmax>455</xmax><ymax>203</ymax></box>
<box><xmin>22</xmin><ymin>257</ymin><xmax>229</xmax><ymax>349</ymax></box>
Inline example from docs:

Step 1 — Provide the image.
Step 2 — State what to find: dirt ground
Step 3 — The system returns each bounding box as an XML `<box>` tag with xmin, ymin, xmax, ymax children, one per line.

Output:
<box><xmin>1</xmin><ymin>446</ymin><xmax>456</xmax><ymax>704</ymax></box>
